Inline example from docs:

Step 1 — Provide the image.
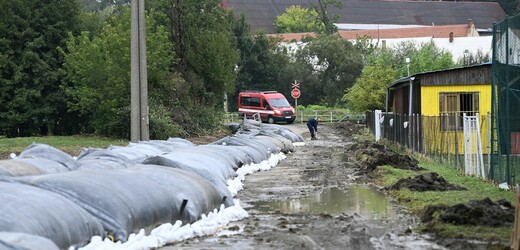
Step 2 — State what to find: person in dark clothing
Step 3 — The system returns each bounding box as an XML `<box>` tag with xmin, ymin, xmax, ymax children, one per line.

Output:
<box><xmin>307</xmin><ymin>117</ymin><xmax>319</xmax><ymax>140</ymax></box>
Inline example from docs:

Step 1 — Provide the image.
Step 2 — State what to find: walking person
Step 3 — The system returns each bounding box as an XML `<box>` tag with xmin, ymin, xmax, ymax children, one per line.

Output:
<box><xmin>307</xmin><ymin>117</ymin><xmax>319</xmax><ymax>140</ymax></box>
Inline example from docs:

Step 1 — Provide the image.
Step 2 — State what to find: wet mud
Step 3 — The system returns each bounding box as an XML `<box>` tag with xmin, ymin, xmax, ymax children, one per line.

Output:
<box><xmin>166</xmin><ymin>122</ymin><xmax>447</xmax><ymax>250</ymax></box>
<box><xmin>386</xmin><ymin>172</ymin><xmax>467</xmax><ymax>192</ymax></box>
<box><xmin>160</xmin><ymin>121</ymin><xmax>513</xmax><ymax>250</ymax></box>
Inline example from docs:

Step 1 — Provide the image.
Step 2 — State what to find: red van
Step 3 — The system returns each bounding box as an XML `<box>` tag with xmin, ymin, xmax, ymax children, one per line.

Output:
<box><xmin>238</xmin><ymin>91</ymin><xmax>296</xmax><ymax>124</ymax></box>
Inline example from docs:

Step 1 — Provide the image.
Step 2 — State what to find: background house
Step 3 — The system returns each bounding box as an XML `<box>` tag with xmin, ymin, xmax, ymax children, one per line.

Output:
<box><xmin>222</xmin><ymin>0</ymin><xmax>506</xmax><ymax>34</ymax></box>
<box><xmin>272</xmin><ymin>20</ymin><xmax>491</xmax><ymax>63</ymax></box>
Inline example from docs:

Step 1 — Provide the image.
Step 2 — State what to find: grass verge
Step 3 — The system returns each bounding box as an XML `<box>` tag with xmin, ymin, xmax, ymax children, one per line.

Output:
<box><xmin>373</xmin><ymin>158</ymin><xmax>515</xmax><ymax>242</ymax></box>
<box><xmin>0</xmin><ymin>135</ymin><xmax>128</xmax><ymax>159</ymax></box>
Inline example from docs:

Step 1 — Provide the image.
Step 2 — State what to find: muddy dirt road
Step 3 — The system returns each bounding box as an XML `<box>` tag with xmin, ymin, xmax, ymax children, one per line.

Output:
<box><xmin>169</xmin><ymin>123</ymin><xmax>447</xmax><ymax>249</ymax></box>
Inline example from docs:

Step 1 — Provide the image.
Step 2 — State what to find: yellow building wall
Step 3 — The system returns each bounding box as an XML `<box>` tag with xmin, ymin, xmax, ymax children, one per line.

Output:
<box><xmin>420</xmin><ymin>84</ymin><xmax>492</xmax><ymax>155</ymax></box>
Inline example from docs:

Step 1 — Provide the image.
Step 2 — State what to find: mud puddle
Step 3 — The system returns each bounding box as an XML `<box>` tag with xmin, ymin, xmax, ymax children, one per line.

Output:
<box><xmin>251</xmin><ymin>185</ymin><xmax>396</xmax><ymax>221</ymax></box>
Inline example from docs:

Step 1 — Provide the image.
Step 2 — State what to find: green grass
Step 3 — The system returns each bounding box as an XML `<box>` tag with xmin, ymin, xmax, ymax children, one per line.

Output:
<box><xmin>419</xmin><ymin>223</ymin><xmax>512</xmax><ymax>242</ymax></box>
<box><xmin>0</xmin><ymin>135</ymin><xmax>128</xmax><ymax>159</ymax></box>
<box><xmin>373</xmin><ymin>159</ymin><xmax>515</xmax><ymax>242</ymax></box>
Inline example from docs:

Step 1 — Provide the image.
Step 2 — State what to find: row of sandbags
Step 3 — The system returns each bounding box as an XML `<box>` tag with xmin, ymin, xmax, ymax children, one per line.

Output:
<box><xmin>0</xmin><ymin>138</ymin><xmax>196</xmax><ymax>176</ymax></box>
<box><xmin>0</xmin><ymin>166</ymin><xmax>227</xmax><ymax>248</ymax></box>
<box><xmin>0</xmin><ymin>122</ymin><xmax>303</xmax><ymax>249</ymax></box>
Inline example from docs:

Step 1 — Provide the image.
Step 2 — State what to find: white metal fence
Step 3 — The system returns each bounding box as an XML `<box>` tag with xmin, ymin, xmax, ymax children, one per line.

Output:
<box><xmin>463</xmin><ymin>113</ymin><xmax>485</xmax><ymax>178</ymax></box>
<box><xmin>224</xmin><ymin>110</ymin><xmax>366</xmax><ymax>124</ymax></box>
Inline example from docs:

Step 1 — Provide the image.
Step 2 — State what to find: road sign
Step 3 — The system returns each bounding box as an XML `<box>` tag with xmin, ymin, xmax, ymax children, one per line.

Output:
<box><xmin>292</xmin><ymin>82</ymin><xmax>300</xmax><ymax>89</ymax></box>
<box><xmin>291</xmin><ymin>88</ymin><xmax>301</xmax><ymax>99</ymax></box>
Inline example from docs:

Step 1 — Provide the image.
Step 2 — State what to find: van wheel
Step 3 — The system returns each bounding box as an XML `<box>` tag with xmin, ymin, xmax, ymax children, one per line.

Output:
<box><xmin>268</xmin><ymin>116</ymin><xmax>275</xmax><ymax>124</ymax></box>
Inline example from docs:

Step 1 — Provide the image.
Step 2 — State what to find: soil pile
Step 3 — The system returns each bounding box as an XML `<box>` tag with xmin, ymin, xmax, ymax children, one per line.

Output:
<box><xmin>334</xmin><ymin>121</ymin><xmax>365</xmax><ymax>138</ymax></box>
<box><xmin>346</xmin><ymin>141</ymin><xmax>422</xmax><ymax>173</ymax></box>
<box><xmin>386</xmin><ymin>172</ymin><xmax>467</xmax><ymax>191</ymax></box>
<box><xmin>421</xmin><ymin>198</ymin><xmax>514</xmax><ymax>227</ymax></box>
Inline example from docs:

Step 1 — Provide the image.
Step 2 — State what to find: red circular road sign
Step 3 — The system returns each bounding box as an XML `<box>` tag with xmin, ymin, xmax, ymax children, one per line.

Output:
<box><xmin>291</xmin><ymin>88</ymin><xmax>301</xmax><ymax>99</ymax></box>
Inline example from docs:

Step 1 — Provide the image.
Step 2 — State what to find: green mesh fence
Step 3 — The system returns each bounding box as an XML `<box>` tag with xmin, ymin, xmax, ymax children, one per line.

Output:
<box><xmin>491</xmin><ymin>14</ymin><xmax>520</xmax><ymax>184</ymax></box>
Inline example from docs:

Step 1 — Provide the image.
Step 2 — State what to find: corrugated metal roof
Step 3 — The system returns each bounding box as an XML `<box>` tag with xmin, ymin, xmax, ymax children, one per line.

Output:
<box><xmin>225</xmin><ymin>0</ymin><xmax>506</xmax><ymax>33</ymax></box>
<box><xmin>387</xmin><ymin>62</ymin><xmax>492</xmax><ymax>89</ymax></box>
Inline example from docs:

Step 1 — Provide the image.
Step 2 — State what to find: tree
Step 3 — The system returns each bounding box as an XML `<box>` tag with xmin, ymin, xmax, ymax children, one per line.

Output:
<box><xmin>458</xmin><ymin>49</ymin><xmax>491</xmax><ymax>66</ymax></box>
<box><xmin>344</xmin><ymin>40</ymin><xmax>456</xmax><ymax>112</ymax></box>
<box><xmin>167</xmin><ymin>0</ymin><xmax>238</xmax><ymax>107</ymax></box>
<box><xmin>312</xmin><ymin>0</ymin><xmax>342</xmax><ymax>35</ymax></box>
<box><xmin>61</xmin><ymin>6</ymin><xmax>174</xmax><ymax>138</ymax></box>
<box><xmin>295</xmin><ymin>34</ymin><xmax>363</xmax><ymax>106</ymax></box>
<box><xmin>274</xmin><ymin>5</ymin><xmax>322</xmax><ymax>33</ymax></box>
<box><xmin>80</xmin><ymin>0</ymin><xmax>130</xmax><ymax>12</ymax></box>
<box><xmin>369</xmin><ymin>40</ymin><xmax>455</xmax><ymax>77</ymax></box>
<box><xmin>343</xmin><ymin>58</ymin><xmax>397</xmax><ymax>112</ymax></box>
<box><xmin>0</xmin><ymin>0</ymin><xmax>81</xmax><ymax>137</ymax></box>
<box><xmin>230</xmin><ymin>12</ymin><xmax>292</xmax><ymax>97</ymax></box>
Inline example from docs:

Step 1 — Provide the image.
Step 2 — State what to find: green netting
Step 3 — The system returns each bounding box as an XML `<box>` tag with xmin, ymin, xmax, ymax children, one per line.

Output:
<box><xmin>491</xmin><ymin>14</ymin><xmax>520</xmax><ymax>184</ymax></box>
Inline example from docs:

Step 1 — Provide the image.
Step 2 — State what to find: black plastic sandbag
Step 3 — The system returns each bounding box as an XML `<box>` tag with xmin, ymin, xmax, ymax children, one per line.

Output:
<box><xmin>142</xmin><ymin>154</ymin><xmax>235</xmax><ymax>207</ymax></box>
<box><xmin>251</xmin><ymin>129</ymin><xmax>296</xmax><ymax>152</ymax></box>
<box><xmin>106</xmin><ymin>145</ymin><xmax>155</xmax><ymax>163</ymax></box>
<box><xmin>129</xmin><ymin>165</ymin><xmax>227</xmax><ymax>219</ymax></box>
<box><xmin>242</xmin><ymin>121</ymin><xmax>304</xmax><ymax>142</ymax></box>
<box><xmin>137</xmin><ymin>139</ymin><xmax>194</xmax><ymax>153</ymax></box>
<box><xmin>166</xmin><ymin>137</ymin><xmax>195</xmax><ymax>147</ymax></box>
<box><xmin>0</xmin><ymin>182</ymin><xmax>104</xmax><ymax>249</ymax></box>
<box><xmin>17</xmin><ymin>143</ymin><xmax>79</xmax><ymax>171</ymax></box>
<box><xmin>0</xmin><ymin>160</ymin><xmax>42</xmax><ymax>177</ymax></box>
<box><xmin>214</xmin><ymin>144</ymin><xmax>265</xmax><ymax>164</ymax></box>
<box><xmin>212</xmin><ymin>136</ymin><xmax>271</xmax><ymax>162</ymax></box>
<box><xmin>0</xmin><ymin>232</ymin><xmax>60</xmax><ymax>250</ymax></box>
<box><xmin>0</xmin><ymin>158</ymin><xmax>70</xmax><ymax>176</ymax></box>
<box><xmin>77</xmin><ymin>148</ymin><xmax>135</xmax><ymax>170</ymax></box>
<box><xmin>195</xmin><ymin>144</ymin><xmax>253</xmax><ymax>168</ymax></box>
<box><xmin>18</xmin><ymin>167</ymin><xmax>224</xmax><ymax>242</ymax></box>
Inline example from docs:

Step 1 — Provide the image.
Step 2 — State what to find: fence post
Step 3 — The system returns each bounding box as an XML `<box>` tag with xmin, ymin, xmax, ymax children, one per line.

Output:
<box><xmin>375</xmin><ymin>110</ymin><xmax>382</xmax><ymax>141</ymax></box>
<box><xmin>487</xmin><ymin>112</ymin><xmax>491</xmax><ymax>178</ymax></box>
<box><xmin>511</xmin><ymin>185</ymin><xmax>520</xmax><ymax>250</ymax></box>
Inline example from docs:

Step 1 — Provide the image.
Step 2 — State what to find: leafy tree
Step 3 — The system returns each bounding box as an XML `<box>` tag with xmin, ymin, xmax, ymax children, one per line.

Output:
<box><xmin>229</xmin><ymin>12</ymin><xmax>292</xmax><ymax>107</ymax></box>
<box><xmin>344</xmin><ymin>40</ymin><xmax>456</xmax><ymax>112</ymax></box>
<box><xmin>411</xmin><ymin>41</ymin><xmax>455</xmax><ymax>75</ymax></box>
<box><xmin>295</xmin><ymin>34</ymin><xmax>363</xmax><ymax>106</ymax></box>
<box><xmin>312</xmin><ymin>0</ymin><xmax>342</xmax><ymax>35</ymax></box>
<box><xmin>458</xmin><ymin>49</ymin><xmax>491</xmax><ymax>66</ymax></box>
<box><xmin>369</xmin><ymin>40</ymin><xmax>455</xmax><ymax>77</ymax></box>
<box><xmin>343</xmin><ymin>58</ymin><xmax>398</xmax><ymax>112</ymax></box>
<box><xmin>80</xmin><ymin>0</ymin><xmax>130</xmax><ymax>12</ymax></box>
<box><xmin>167</xmin><ymin>0</ymin><xmax>238</xmax><ymax>108</ymax></box>
<box><xmin>274</xmin><ymin>5</ymin><xmax>322</xmax><ymax>33</ymax></box>
<box><xmin>353</xmin><ymin>35</ymin><xmax>377</xmax><ymax>65</ymax></box>
<box><xmin>61</xmin><ymin>7</ymin><xmax>174</xmax><ymax>138</ymax></box>
<box><xmin>0</xmin><ymin>0</ymin><xmax>81</xmax><ymax>137</ymax></box>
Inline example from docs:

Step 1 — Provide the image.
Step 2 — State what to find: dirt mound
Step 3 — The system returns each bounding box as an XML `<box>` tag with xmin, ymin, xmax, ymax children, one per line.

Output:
<box><xmin>346</xmin><ymin>141</ymin><xmax>422</xmax><ymax>173</ymax></box>
<box><xmin>334</xmin><ymin>121</ymin><xmax>365</xmax><ymax>138</ymax></box>
<box><xmin>386</xmin><ymin>172</ymin><xmax>466</xmax><ymax>192</ymax></box>
<box><xmin>421</xmin><ymin>198</ymin><xmax>514</xmax><ymax>227</ymax></box>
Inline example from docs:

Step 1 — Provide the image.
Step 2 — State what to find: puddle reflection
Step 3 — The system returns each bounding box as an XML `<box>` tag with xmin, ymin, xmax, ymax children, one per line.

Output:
<box><xmin>252</xmin><ymin>185</ymin><xmax>396</xmax><ymax>220</ymax></box>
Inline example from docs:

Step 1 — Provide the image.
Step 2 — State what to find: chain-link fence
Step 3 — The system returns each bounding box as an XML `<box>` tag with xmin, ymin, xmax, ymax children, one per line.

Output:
<box><xmin>491</xmin><ymin>14</ymin><xmax>520</xmax><ymax>185</ymax></box>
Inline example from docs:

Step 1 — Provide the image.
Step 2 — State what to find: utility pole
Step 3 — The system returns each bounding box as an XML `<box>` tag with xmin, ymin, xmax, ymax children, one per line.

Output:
<box><xmin>130</xmin><ymin>0</ymin><xmax>149</xmax><ymax>142</ymax></box>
